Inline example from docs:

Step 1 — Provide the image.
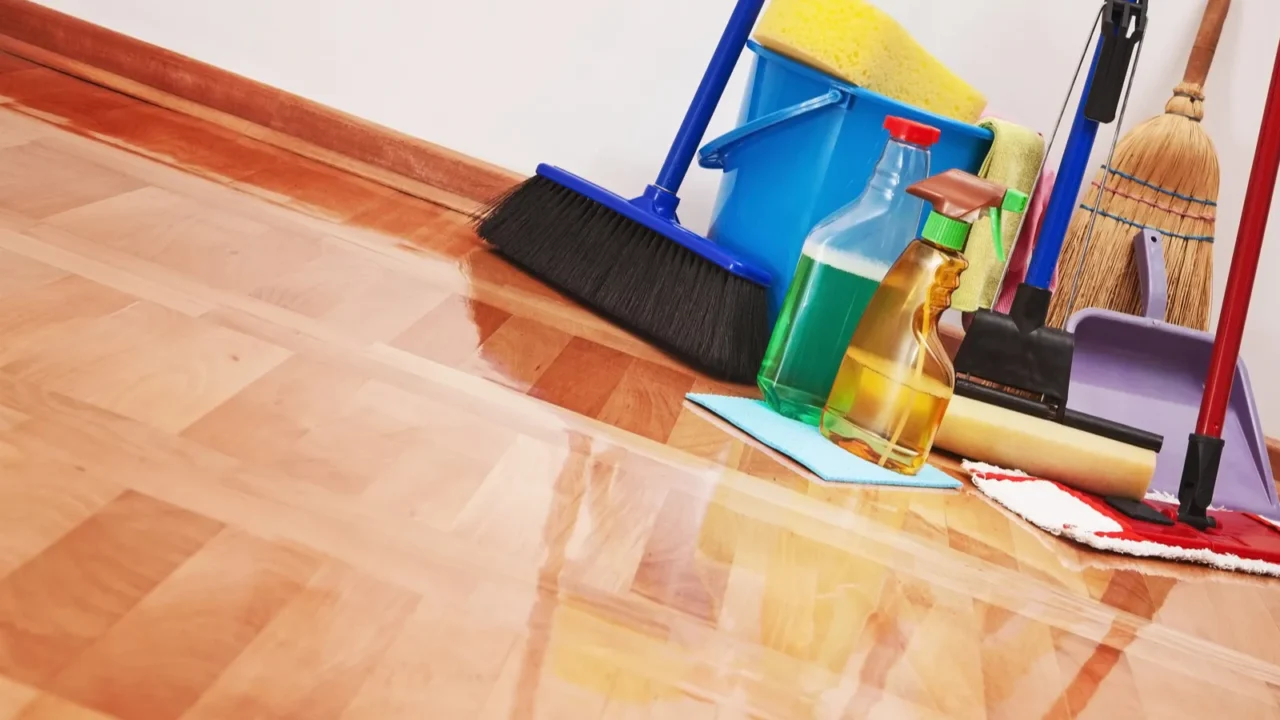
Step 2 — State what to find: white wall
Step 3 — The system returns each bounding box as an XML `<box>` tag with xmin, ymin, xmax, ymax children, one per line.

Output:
<box><xmin>35</xmin><ymin>0</ymin><xmax>1280</xmax><ymax>427</ymax></box>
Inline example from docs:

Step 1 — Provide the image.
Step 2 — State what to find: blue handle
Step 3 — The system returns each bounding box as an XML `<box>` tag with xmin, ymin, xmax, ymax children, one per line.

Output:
<box><xmin>698</xmin><ymin>89</ymin><xmax>848</xmax><ymax>170</ymax></box>
<box><xmin>1025</xmin><ymin>38</ymin><xmax>1105</xmax><ymax>290</ymax></box>
<box><xmin>655</xmin><ymin>0</ymin><xmax>768</xmax><ymax>193</ymax></box>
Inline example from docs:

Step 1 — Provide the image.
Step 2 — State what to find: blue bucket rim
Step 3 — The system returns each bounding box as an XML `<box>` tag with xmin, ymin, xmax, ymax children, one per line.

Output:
<box><xmin>745</xmin><ymin>39</ymin><xmax>992</xmax><ymax>141</ymax></box>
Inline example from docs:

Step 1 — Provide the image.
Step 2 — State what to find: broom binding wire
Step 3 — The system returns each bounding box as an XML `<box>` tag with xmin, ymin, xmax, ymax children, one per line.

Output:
<box><xmin>1167</xmin><ymin>81</ymin><xmax>1206</xmax><ymax>120</ymax></box>
<box><xmin>1047</xmin><ymin>136</ymin><xmax>1218</xmax><ymax>331</ymax></box>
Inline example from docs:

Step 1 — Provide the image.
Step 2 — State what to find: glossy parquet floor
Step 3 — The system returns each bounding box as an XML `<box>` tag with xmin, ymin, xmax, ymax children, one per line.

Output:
<box><xmin>2</xmin><ymin>51</ymin><xmax>1280</xmax><ymax>719</ymax></box>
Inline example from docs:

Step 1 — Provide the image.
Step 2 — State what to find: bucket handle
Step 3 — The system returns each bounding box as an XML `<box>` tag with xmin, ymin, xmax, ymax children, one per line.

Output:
<box><xmin>698</xmin><ymin>88</ymin><xmax>850</xmax><ymax>170</ymax></box>
<box><xmin>1134</xmin><ymin>228</ymin><xmax>1169</xmax><ymax>321</ymax></box>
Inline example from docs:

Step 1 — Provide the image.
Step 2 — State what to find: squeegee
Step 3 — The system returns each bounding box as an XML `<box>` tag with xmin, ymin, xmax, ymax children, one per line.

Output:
<box><xmin>951</xmin><ymin>0</ymin><xmax>1160</xmax><ymax>453</ymax></box>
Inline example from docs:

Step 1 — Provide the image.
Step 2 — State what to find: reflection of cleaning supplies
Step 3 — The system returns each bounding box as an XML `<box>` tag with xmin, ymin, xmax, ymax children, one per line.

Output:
<box><xmin>951</xmin><ymin>0</ymin><xmax>1161</xmax><ymax>453</ymax></box>
<box><xmin>951</xmin><ymin>118</ymin><xmax>1045</xmax><ymax>313</ymax></box>
<box><xmin>753</xmin><ymin>0</ymin><xmax>986</xmax><ymax>123</ymax></box>
<box><xmin>758</xmin><ymin>117</ymin><xmax>937</xmax><ymax>425</ymax></box>
<box><xmin>475</xmin><ymin>0</ymin><xmax>771</xmax><ymax>383</ymax></box>
<box><xmin>1048</xmin><ymin>0</ymin><xmax>1229</xmax><ymax>331</ymax></box>
<box><xmin>821</xmin><ymin>170</ymin><xmax>1027</xmax><ymax>475</ymax></box>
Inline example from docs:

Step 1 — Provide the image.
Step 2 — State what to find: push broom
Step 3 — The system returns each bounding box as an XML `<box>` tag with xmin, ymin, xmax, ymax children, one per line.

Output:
<box><xmin>1048</xmin><ymin>0</ymin><xmax>1230</xmax><ymax>330</ymax></box>
<box><xmin>475</xmin><ymin>0</ymin><xmax>772</xmax><ymax>383</ymax></box>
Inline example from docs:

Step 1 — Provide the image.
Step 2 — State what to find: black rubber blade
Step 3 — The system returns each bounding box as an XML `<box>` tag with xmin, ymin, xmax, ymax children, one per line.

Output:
<box><xmin>955</xmin><ymin>379</ymin><xmax>1163</xmax><ymax>453</ymax></box>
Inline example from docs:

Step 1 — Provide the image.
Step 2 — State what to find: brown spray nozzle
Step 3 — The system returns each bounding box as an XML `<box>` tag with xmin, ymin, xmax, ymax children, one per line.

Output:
<box><xmin>907</xmin><ymin>169</ymin><xmax>1010</xmax><ymax>221</ymax></box>
<box><xmin>906</xmin><ymin>170</ymin><xmax>1029</xmax><ymax>262</ymax></box>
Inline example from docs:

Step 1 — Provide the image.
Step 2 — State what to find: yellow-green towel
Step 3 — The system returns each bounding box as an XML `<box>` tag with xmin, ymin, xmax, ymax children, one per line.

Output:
<box><xmin>953</xmin><ymin>118</ymin><xmax>1045</xmax><ymax>312</ymax></box>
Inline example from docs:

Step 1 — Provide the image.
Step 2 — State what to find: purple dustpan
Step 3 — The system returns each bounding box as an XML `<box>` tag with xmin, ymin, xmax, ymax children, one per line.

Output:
<box><xmin>1065</xmin><ymin>228</ymin><xmax>1278</xmax><ymax>518</ymax></box>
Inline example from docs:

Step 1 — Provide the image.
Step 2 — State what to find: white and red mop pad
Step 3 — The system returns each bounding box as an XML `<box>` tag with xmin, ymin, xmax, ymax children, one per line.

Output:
<box><xmin>964</xmin><ymin>461</ymin><xmax>1280</xmax><ymax>578</ymax></box>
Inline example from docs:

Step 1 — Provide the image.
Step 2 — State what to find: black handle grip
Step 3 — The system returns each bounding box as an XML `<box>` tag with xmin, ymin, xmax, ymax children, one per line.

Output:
<box><xmin>1087</xmin><ymin>0</ymin><xmax>1148</xmax><ymax>123</ymax></box>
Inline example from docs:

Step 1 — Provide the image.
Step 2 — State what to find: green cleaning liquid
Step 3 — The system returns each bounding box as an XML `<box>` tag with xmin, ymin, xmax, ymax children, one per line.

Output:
<box><xmin>758</xmin><ymin>247</ymin><xmax>887</xmax><ymax>425</ymax></box>
<box><xmin>757</xmin><ymin>117</ymin><xmax>938</xmax><ymax>425</ymax></box>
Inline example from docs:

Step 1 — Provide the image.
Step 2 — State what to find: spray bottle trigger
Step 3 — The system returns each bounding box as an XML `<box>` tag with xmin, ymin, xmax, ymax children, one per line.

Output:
<box><xmin>989</xmin><ymin>189</ymin><xmax>1030</xmax><ymax>264</ymax></box>
<box><xmin>1003</xmin><ymin>189</ymin><xmax>1031</xmax><ymax>213</ymax></box>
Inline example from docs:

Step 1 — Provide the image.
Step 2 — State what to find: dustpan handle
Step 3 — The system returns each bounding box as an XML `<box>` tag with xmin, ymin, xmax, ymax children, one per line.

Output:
<box><xmin>1133</xmin><ymin>229</ymin><xmax>1168</xmax><ymax>320</ymax></box>
<box><xmin>655</xmin><ymin>0</ymin><xmax>768</xmax><ymax>194</ymax></box>
<box><xmin>1197</xmin><ymin>38</ymin><xmax>1280</xmax><ymax>438</ymax></box>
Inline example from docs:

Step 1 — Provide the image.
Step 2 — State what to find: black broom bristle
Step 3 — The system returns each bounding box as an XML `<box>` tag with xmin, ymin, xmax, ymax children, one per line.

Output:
<box><xmin>475</xmin><ymin>175</ymin><xmax>769</xmax><ymax>384</ymax></box>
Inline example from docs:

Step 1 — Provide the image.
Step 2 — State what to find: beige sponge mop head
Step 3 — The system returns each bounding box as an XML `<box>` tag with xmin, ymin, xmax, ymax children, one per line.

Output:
<box><xmin>755</xmin><ymin>0</ymin><xmax>987</xmax><ymax>124</ymax></box>
<box><xmin>936</xmin><ymin>395</ymin><xmax>1156</xmax><ymax>501</ymax></box>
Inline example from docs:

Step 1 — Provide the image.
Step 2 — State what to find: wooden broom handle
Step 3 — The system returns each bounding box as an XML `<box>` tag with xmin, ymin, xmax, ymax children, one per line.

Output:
<box><xmin>1183</xmin><ymin>0</ymin><xmax>1231</xmax><ymax>86</ymax></box>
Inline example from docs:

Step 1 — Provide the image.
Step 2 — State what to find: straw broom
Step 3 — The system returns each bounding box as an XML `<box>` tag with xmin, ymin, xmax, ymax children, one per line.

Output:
<box><xmin>1048</xmin><ymin>0</ymin><xmax>1228</xmax><ymax>331</ymax></box>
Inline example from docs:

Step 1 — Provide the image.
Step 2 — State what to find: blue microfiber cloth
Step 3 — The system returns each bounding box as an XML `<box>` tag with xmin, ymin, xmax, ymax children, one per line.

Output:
<box><xmin>686</xmin><ymin>393</ymin><xmax>961</xmax><ymax>490</ymax></box>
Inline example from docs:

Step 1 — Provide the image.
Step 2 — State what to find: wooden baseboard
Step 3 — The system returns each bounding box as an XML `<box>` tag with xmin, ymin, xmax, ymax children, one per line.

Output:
<box><xmin>0</xmin><ymin>0</ymin><xmax>522</xmax><ymax>213</ymax></box>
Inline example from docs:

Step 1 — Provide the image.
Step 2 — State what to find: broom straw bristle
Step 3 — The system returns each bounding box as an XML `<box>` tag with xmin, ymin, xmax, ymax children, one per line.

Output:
<box><xmin>1047</xmin><ymin>82</ymin><xmax>1218</xmax><ymax>331</ymax></box>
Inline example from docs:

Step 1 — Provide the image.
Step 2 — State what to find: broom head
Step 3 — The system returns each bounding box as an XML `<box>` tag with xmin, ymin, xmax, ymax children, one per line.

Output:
<box><xmin>475</xmin><ymin>164</ymin><xmax>770</xmax><ymax>383</ymax></box>
<box><xmin>1048</xmin><ymin>82</ymin><xmax>1218</xmax><ymax>331</ymax></box>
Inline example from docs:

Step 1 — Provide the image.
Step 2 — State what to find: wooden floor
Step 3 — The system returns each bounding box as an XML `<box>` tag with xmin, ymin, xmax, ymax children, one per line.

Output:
<box><xmin>1</xmin><ymin>52</ymin><xmax>1279</xmax><ymax>720</ymax></box>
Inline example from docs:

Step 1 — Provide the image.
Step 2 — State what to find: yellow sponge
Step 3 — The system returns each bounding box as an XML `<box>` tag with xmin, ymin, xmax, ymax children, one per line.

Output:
<box><xmin>755</xmin><ymin>0</ymin><xmax>987</xmax><ymax>124</ymax></box>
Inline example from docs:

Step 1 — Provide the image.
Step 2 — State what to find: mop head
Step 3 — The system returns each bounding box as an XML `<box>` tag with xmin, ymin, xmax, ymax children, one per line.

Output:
<box><xmin>754</xmin><ymin>0</ymin><xmax>986</xmax><ymax>123</ymax></box>
<box><xmin>964</xmin><ymin>461</ymin><xmax>1280</xmax><ymax>578</ymax></box>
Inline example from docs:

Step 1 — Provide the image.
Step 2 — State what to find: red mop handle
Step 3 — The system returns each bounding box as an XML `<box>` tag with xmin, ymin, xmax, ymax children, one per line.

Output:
<box><xmin>1197</xmin><ymin>39</ymin><xmax>1280</xmax><ymax>437</ymax></box>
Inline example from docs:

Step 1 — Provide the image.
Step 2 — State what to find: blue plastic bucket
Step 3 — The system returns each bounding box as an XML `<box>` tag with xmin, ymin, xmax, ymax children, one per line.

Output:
<box><xmin>699</xmin><ymin>41</ymin><xmax>994</xmax><ymax>319</ymax></box>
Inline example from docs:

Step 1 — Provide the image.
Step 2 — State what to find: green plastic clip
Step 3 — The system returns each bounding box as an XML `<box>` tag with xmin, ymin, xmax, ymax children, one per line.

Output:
<box><xmin>988</xmin><ymin>189</ymin><xmax>1030</xmax><ymax>264</ymax></box>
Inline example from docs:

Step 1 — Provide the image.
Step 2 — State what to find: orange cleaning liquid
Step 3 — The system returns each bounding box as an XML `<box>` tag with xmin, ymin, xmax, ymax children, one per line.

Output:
<box><xmin>821</xmin><ymin>348</ymin><xmax>953</xmax><ymax>473</ymax></box>
<box><xmin>820</xmin><ymin>240</ymin><xmax>966</xmax><ymax>475</ymax></box>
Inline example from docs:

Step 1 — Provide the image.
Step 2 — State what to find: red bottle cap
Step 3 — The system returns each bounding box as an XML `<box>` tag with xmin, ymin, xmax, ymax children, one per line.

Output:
<box><xmin>884</xmin><ymin>116</ymin><xmax>942</xmax><ymax>148</ymax></box>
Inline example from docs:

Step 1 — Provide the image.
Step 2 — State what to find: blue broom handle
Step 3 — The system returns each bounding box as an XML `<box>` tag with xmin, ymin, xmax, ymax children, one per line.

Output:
<box><xmin>655</xmin><ymin>0</ymin><xmax>768</xmax><ymax>194</ymax></box>
<box><xmin>1025</xmin><ymin>38</ymin><xmax>1106</xmax><ymax>290</ymax></box>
